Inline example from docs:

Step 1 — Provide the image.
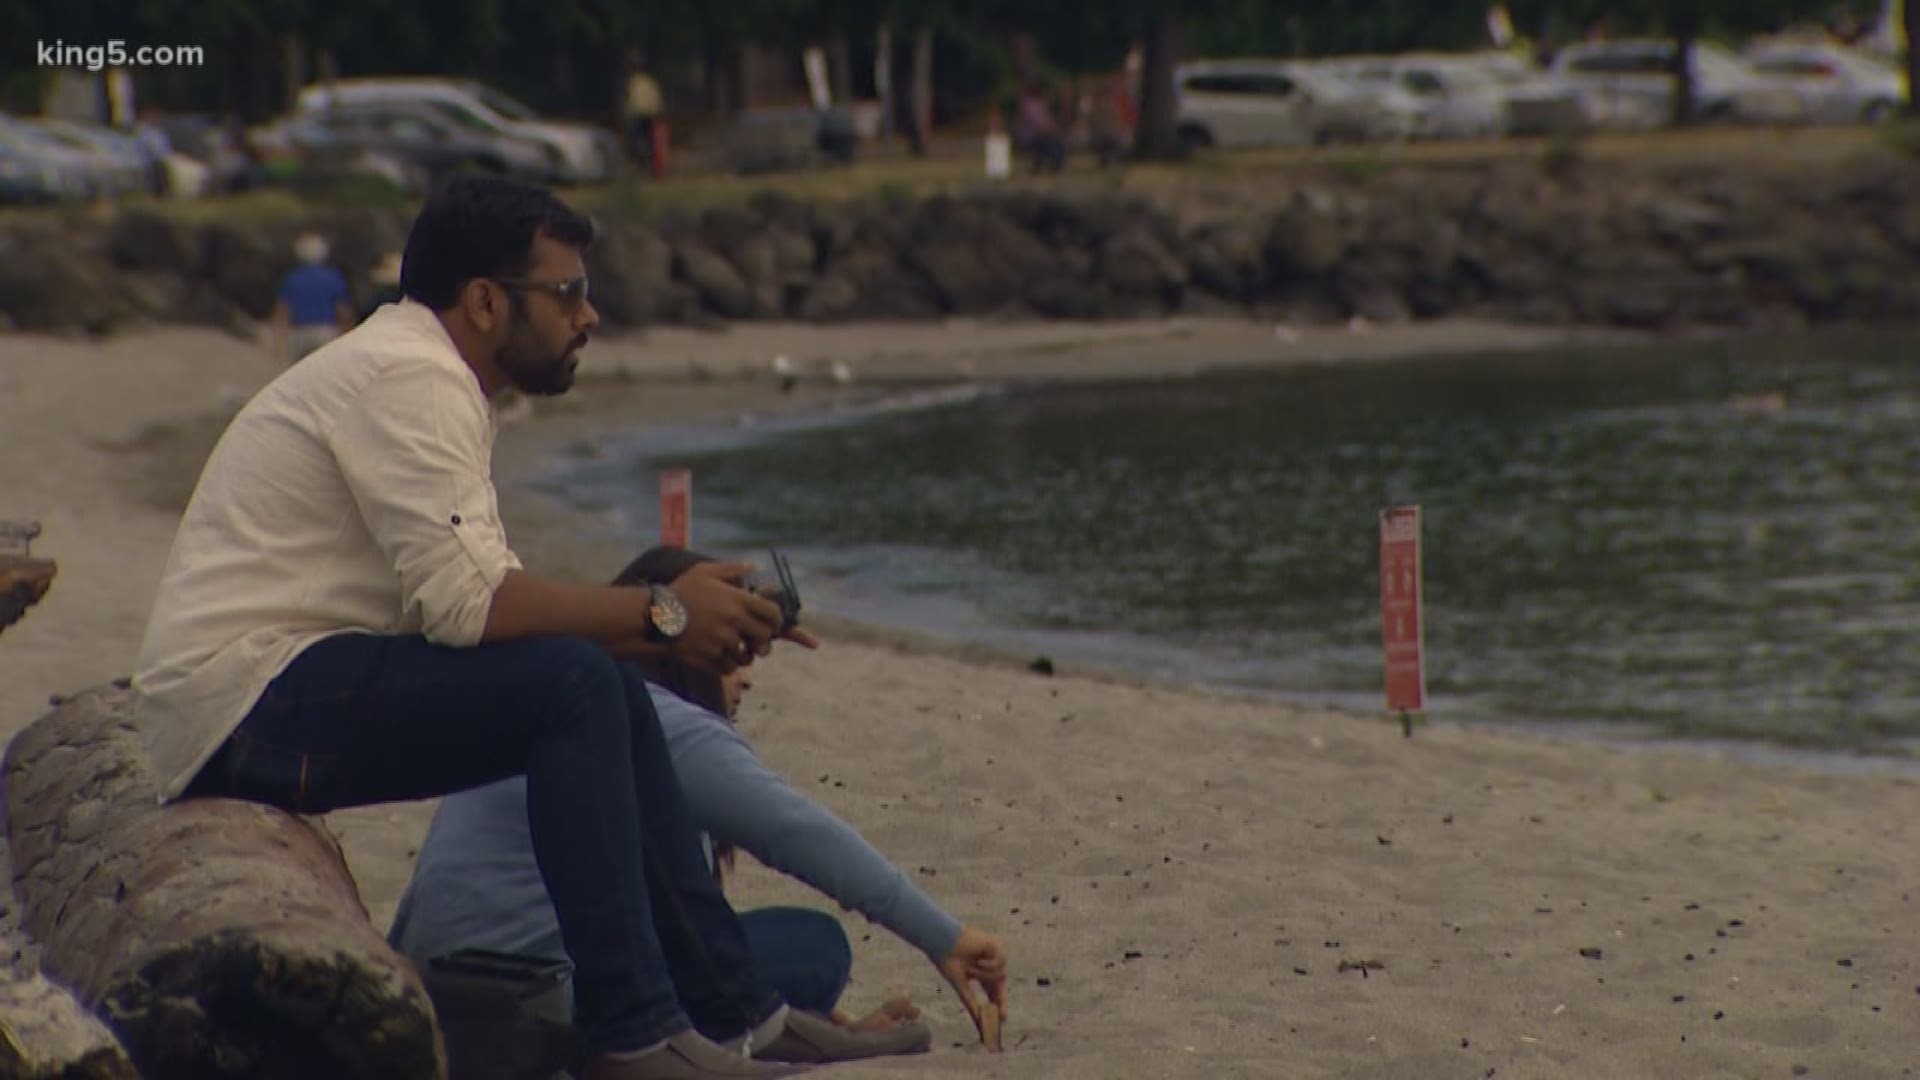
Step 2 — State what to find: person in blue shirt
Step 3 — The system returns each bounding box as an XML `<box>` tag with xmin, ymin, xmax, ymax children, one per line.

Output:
<box><xmin>272</xmin><ymin>233</ymin><xmax>353</xmax><ymax>363</ymax></box>
<box><xmin>388</xmin><ymin>546</ymin><xmax>1011</xmax><ymax>1058</ymax></box>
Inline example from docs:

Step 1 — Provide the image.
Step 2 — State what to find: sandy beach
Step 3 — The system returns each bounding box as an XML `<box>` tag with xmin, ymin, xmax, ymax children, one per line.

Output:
<box><xmin>3</xmin><ymin>316</ymin><xmax>1917</xmax><ymax>1079</ymax></box>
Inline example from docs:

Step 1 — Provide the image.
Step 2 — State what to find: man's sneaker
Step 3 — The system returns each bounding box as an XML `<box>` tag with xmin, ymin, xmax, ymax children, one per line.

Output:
<box><xmin>751</xmin><ymin>1009</ymin><xmax>933</xmax><ymax>1064</ymax></box>
<box><xmin>584</xmin><ymin>1031</ymin><xmax>812</xmax><ymax>1080</ymax></box>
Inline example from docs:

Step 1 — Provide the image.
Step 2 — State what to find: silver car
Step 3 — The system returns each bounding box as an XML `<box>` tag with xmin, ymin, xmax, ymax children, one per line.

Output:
<box><xmin>1176</xmin><ymin>59</ymin><xmax>1421</xmax><ymax>150</ymax></box>
<box><xmin>1552</xmin><ymin>39</ymin><xmax>1803</xmax><ymax>127</ymax></box>
<box><xmin>1331</xmin><ymin>55</ymin><xmax>1510</xmax><ymax>139</ymax></box>
<box><xmin>297</xmin><ymin>79</ymin><xmax>621</xmax><ymax>183</ymax></box>
<box><xmin>1744</xmin><ymin>42</ymin><xmax>1906</xmax><ymax>124</ymax></box>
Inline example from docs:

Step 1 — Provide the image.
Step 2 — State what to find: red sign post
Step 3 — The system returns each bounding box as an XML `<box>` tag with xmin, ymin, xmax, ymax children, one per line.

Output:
<box><xmin>659</xmin><ymin>468</ymin><xmax>691</xmax><ymax>548</ymax></box>
<box><xmin>1380</xmin><ymin>505</ymin><xmax>1425</xmax><ymax>734</ymax></box>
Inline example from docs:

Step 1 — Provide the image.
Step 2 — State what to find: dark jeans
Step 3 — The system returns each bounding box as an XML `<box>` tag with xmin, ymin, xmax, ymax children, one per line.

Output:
<box><xmin>183</xmin><ymin>632</ymin><xmax>784</xmax><ymax>1053</ymax></box>
<box><xmin>739</xmin><ymin>907</ymin><xmax>851</xmax><ymax>1016</ymax></box>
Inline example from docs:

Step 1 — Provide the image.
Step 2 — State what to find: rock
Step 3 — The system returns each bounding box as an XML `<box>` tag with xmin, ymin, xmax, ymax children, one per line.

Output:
<box><xmin>796</xmin><ymin>273</ymin><xmax>862</xmax><ymax>322</ymax></box>
<box><xmin>674</xmin><ymin>241</ymin><xmax>755</xmax><ymax>319</ymax></box>
<box><xmin>1100</xmin><ymin>227</ymin><xmax>1188</xmax><ymax>307</ymax></box>
<box><xmin>1184</xmin><ymin>222</ymin><xmax>1268</xmax><ymax>302</ymax></box>
<box><xmin>584</xmin><ymin>225</ymin><xmax>675</xmax><ymax>326</ymax></box>
<box><xmin>1266</xmin><ymin>196</ymin><xmax>1347</xmax><ymax>281</ymax></box>
<box><xmin>0</xmin><ymin>245</ymin><xmax>136</xmax><ymax>334</ymax></box>
<box><xmin>1334</xmin><ymin>260</ymin><xmax>1413</xmax><ymax>323</ymax></box>
<box><xmin>1641</xmin><ymin>195</ymin><xmax>1728</xmax><ymax>248</ymax></box>
<box><xmin>199</xmin><ymin>221</ymin><xmax>288</xmax><ymax>318</ymax></box>
<box><xmin>907</xmin><ymin>239</ymin><xmax>1007</xmax><ymax>314</ymax></box>
<box><xmin>727</xmin><ymin>234</ymin><xmax>784</xmax><ymax>318</ymax></box>
<box><xmin>107</xmin><ymin>210</ymin><xmax>196</xmax><ymax>273</ymax></box>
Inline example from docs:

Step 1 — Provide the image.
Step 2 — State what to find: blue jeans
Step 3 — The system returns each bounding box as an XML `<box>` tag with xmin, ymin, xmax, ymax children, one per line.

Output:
<box><xmin>183</xmin><ymin>632</ymin><xmax>784</xmax><ymax>1054</ymax></box>
<box><xmin>739</xmin><ymin>907</ymin><xmax>851</xmax><ymax>1016</ymax></box>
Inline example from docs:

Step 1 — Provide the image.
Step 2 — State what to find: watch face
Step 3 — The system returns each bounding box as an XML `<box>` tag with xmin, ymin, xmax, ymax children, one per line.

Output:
<box><xmin>651</xmin><ymin>588</ymin><xmax>689</xmax><ymax>638</ymax></box>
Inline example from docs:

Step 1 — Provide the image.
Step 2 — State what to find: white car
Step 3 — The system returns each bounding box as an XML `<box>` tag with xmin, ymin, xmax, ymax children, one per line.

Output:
<box><xmin>295</xmin><ymin>79</ymin><xmax>622</xmax><ymax>183</ymax></box>
<box><xmin>1551</xmin><ymin>39</ymin><xmax>1803</xmax><ymax>127</ymax></box>
<box><xmin>1175</xmin><ymin>60</ymin><xmax>1421</xmax><ymax>150</ymax></box>
<box><xmin>1744</xmin><ymin>42</ymin><xmax>1906</xmax><ymax>124</ymax></box>
<box><xmin>1331</xmin><ymin>55</ymin><xmax>1509</xmax><ymax>139</ymax></box>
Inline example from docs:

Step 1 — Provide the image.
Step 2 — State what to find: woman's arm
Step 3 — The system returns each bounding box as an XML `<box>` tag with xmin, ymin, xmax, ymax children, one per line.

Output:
<box><xmin>653</xmin><ymin>688</ymin><xmax>963</xmax><ymax>962</ymax></box>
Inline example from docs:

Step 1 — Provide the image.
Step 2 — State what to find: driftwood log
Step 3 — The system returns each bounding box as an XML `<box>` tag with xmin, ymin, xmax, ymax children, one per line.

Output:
<box><xmin>2</xmin><ymin>685</ymin><xmax>446</xmax><ymax>1080</ymax></box>
<box><xmin>0</xmin><ymin>841</ymin><xmax>137</xmax><ymax>1079</ymax></box>
<box><xmin>0</xmin><ymin>557</ymin><xmax>55</xmax><ymax>636</ymax></box>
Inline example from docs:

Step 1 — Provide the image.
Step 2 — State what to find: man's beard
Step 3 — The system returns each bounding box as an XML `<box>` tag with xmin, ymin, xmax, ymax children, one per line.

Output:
<box><xmin>498</xmin><ymin>317</ymin><xmax>586</xmax><ymax>397</ymax></box>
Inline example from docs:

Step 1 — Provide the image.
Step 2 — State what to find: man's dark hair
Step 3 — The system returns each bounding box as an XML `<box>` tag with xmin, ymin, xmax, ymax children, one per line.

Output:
<box><xmin>400</xmin><ymin>175</ymin><xmax>595</xmax><ymax>310</ymax></box>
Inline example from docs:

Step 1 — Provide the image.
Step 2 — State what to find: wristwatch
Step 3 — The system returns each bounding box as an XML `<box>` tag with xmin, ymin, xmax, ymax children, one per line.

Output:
<box><xmin>644</xmin><ymin>585</ymin><xmax>688</xmax><ymax>643</ymax></box>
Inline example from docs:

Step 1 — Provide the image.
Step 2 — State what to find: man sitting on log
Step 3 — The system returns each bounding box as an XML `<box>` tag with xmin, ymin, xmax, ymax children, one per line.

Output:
<box><xmin>130</xmin><ymin>175</ymin><xmax>920</xmax><ymax>1080</ymax></box>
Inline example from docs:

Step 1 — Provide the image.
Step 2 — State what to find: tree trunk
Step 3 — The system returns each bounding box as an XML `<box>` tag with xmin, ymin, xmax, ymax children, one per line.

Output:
<box><xmin>908</xmin><ymin>24</ymin><xmax>934</xmax><ymax>156</ymax></box>
<box><xmin>281</xmin><ymin>35</ymin><xmax>307</xmax><ymax>108</ymax></box>
<box><xmin>1906</xmin><ymin>0</ymin><xmax>1920</xmax><ymax>116</ymax></box>
<box><xmin>3</xmin><ymin>685</ymin><xmax>446</xmax><ymax>1080</ymax></box>
<box><xmin>875</xmin><ymin>22</ymin><xmax>894</xmax><ymax>140</ymax></box>
<box><xmin>0</xmin><ymin>838</ymin><xmax>137</xmax><ymax>1080</ymax></box>
<box><xmin>826</xmin><ymin>34</ymin><xmax>853</xmax><ymax>104</ymax></box>
<box><xmin>1669</xmin><ymin>29</ymin><xmax>1698</xmax><ymax>127</ymax></box>
<box><xmin>1132</xmin><ymin>0</ymin><xmax>1185</xmax><ymax>160</ymax></box>
<box><xmin>0</xmin><ymin>556</ymin><xmax>55</xmax><ymax>635</ymax></box>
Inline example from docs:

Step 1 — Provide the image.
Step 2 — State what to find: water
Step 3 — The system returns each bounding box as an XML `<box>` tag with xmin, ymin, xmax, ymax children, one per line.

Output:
<box><xmin>536</xmin><ymin>330</ymin><xmax>1920</xmax><ymax>752</ymax></box>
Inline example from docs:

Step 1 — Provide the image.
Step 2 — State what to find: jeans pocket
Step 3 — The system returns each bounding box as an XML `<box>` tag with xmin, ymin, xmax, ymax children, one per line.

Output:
<box><xmin>221</xmin><ymin>734</ymin><xmax>336</xmax><ymax>814</ymax></box>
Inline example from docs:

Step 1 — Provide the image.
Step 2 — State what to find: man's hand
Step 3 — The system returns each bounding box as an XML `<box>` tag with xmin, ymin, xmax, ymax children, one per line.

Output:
<box><xmin>669</xmin><ymin>560</ymin><xmax>784</xmax><ymax>673</ymax></box>
<box><xmin>936</xmin><ymin>927</ymin><xmax>1009</xmax><ymax>1046</ymax></box>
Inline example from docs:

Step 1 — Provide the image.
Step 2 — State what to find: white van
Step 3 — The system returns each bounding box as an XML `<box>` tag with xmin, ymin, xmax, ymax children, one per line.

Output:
<box><xmin>296</xmin><ymin>79</ymin><xmax>622</xmax><ymax>183</ymax></box>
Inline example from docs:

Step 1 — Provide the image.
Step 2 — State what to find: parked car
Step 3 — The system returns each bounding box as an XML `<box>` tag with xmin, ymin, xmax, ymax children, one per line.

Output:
<box><xmin>0</xmin><ymin>115</ymin><xmax>103</xmax><ymax>200</ymax></box>
<box><xmin>1551</xmin><ymin>39</ymin><xmax>1803</xmax><ymax>127</ymax></box>
<box><xmin>1451</xmin><ymin>51</ymin><xmax>1595</xmax><ymax>136</ymax></box>
<box><xmin>1333</xmin><ymin>55</ymin><xmax>1509</xmax><ymax>138</ymax></box>
<box><xmin>1175</xmin><ymin>59</ymin><xmax>1421</xmax><ymax>150</ymax></box>
<box><xmin>33</xmin><ymin>120</ymin><xmax>156</xmax><ymax>195</ymax></box>
<box><xmin>295</xmin><ymin>79</ymin><xmax>621</xmax><ymax>183</ymax></box>
<box><xmin>0</xmin><ymin>127</ymin><xmax>68</xmax><ymax>204</ymax></box>
<box><xmin>282</xmin><ymin>103</ymin><xmax>553</xmax><ymax>188</ymax></box>
<box><xmin>1744</xmin><ymin>42</ymin><xmax>1906</xmax><ymax>124</ymax></box>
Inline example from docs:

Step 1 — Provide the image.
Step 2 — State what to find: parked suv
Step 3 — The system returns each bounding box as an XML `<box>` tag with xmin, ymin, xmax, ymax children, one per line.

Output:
<box><xmin>296</xmin><ymin>79</ymin><xmax>621</xmax><ymax>183</ymax></box>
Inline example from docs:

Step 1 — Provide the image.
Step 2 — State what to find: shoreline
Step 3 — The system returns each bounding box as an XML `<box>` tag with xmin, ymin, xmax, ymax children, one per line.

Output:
<box><xmin>499</xmin><ymin>317</ymin><xmax>1920</xmax><ymax>777</ymax></box>
<box><xmin>5</xmin><ymin>315</ymin><xmax>1919</xmax><ymax>1077</ymax></box>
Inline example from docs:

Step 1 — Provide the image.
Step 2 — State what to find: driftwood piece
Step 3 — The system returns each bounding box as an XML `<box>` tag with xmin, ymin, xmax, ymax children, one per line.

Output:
<box><xmin>0</xmin><ymin>557</ymin><xmax>56</xmax><ymax>636</ymax></box>
<box><xmin>0</xmin><ymin>840</ymin><xmax>138</xmax><ymax>1079</ymax></box>
<box><xmin>2</xmin><ymin>685</ymin><xmax>446</xmax><ymax>1080</ymax></box>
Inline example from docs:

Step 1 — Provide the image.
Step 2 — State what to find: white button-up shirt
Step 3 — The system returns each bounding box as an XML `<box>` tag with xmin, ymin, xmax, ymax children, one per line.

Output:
<box><xmin>133</xmin><ymin>299</ymin><xmax>522</xmax><ymax>802</ymax></box>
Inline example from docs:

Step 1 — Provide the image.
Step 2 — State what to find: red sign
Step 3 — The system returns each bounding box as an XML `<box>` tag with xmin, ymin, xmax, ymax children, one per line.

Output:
<box><xmin>660</xmin><ymin>469</ymin><xmax>691</xmax><ymax>548</ymax></box>
<box><xmin>1380</xmin><ymin>506</ymin><xmax>1425</xmax><ymax>713</ymax></box>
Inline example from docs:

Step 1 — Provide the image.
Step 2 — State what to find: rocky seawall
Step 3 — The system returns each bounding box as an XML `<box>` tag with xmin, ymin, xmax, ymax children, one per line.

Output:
<box><xmin>4</xmin><ymin>151</ymin><xmax>1918</xmax><ymax>336</ymax></box>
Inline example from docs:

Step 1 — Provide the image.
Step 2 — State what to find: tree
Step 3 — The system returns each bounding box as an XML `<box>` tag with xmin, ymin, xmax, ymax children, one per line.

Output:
<box><xmin>1133</xmin><ymin>0</ymin><xmax>1185</xmax><ymax>159</ymax></box>
<box><xmin>1906</xmin><ymin>0</ymin><xmax>1920</xmax><ymax>116</ymax></box>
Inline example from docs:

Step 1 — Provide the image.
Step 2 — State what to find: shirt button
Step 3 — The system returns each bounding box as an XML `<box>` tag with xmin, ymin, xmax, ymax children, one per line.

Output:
<box><xmin>450</xmin><ymin>514</ymin><xmax>462</xmax><ymax>525</ymax></box>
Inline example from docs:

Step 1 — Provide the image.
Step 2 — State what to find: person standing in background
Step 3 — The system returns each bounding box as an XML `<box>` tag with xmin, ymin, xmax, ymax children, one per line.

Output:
<box><xmin>272</xmin><ymin>233</ymin><xmax>353</xmax><ymax>363</ymax></box>
<box><xmin>623</xmin><ymin>56</ymin><xmax>665</xmax><ymax>172</ymax></box>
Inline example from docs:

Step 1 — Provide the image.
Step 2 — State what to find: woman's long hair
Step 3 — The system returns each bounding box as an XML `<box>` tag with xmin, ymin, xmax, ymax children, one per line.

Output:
<box><xmin>611</xmin><ymin>546</ymin><xmax>738</xmax><ymax>884</ymax></box>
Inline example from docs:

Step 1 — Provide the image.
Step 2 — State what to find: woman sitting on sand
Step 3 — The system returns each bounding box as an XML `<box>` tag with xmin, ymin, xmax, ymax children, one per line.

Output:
<box><xmin>388</xmin><ymin>546</ymin><xmax>1010</xmax><ymax>1049</ymax></box>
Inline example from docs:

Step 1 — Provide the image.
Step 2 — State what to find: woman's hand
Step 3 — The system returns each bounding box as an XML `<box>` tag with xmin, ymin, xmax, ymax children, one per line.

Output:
<box><xmin>936</xmin><ymin>927</ymin><xmax>1009</xmax><ymax>1046</ymax></box>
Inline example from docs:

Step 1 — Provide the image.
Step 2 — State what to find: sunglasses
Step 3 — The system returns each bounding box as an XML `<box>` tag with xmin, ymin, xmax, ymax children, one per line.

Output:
<box><xmin>493</xmin><ymin>275</ymin><xmax>591</xmax><ymax>306</ymax></box>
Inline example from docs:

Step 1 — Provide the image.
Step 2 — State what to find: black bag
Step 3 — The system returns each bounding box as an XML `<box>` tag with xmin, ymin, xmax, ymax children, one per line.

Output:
<box><xmin>423</xmin><ymin>949</ymin><xmax>584</xmax><ymax>1080</ymax></box>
